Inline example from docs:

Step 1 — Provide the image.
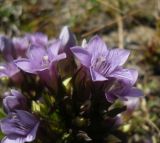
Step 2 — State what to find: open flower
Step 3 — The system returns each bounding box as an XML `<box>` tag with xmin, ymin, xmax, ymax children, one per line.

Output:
<box><xmin>3</xmin><ymin>89</ymin><xmax>26</xmax><ymax>113</ymax></box>
<box><xmin>71</xmin><ymin>36</ymin><xmax>137</xmax><ymax>84</ymax></box>
<box><xmin>0</xmin><ymin>110</ymin><xmax>39</xmax><ymax>143</ymax></box>
<box><xmin>14</xmin><ymin>40</ymin><xmax>66</xmax><ymax>89</ymax></box>
<box><xmin>14</xmin><ymin>40</ymin><xmax>66</xmax><ymax>74</ymax></box>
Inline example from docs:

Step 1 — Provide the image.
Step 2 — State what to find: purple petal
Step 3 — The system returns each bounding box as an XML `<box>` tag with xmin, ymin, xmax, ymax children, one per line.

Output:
<box><xmin>51</xmin><ymin>53</ymin><xmax>66</xmax><ymax>62</ymax></box>
<box><xmin>27</xmin><ymin>46</ymin><xmax>46</xmax><ymax>62</ymax></box>
<box><xmin>123</xmin><ymin>96</ymin><xmax>140</xmax><ymax>115</ymax></box>
<box><xmin>71</xmin><ymin>46</ymin><xmax>91</xmax><ymax>67</ymax></box>
<box><xmin>59</xmin><ymin>26</ymin><xmax>76</xmax><ymax>50</ymax></box>
<box><xmin>3</xmin><ymin>90</ymin><xmax>26</xmax><ymax>113</ymax></box>
<box><xmin>12</xmin><ymin>37</ymin><xmax>29</xmax><ymax>57</ymax></box>
<box><xmin>0</xmin><ymin>72</ymin><xmax>7</xmax><ymax>78</ymax></box>
<box><xmin>0</xmin><ymin>65</ymin><xmax>8</xmax><ymax>77</ymax></box>
<box><xmin>130</xmin><ymin>69</ymin><xmax>138</xmax><ymax>84</ymax></box>
<box><xmin>26</xmin><ymin>33</ymin><xmax>48</xmax><ymax>46</ymax></box>
<box><xmin>1</xmin><ymin>137</ymin><xmax>24</xmax><ymax>143</ymax></box>
<box><xmin>16</xmin><ymin>110</ymin><xmax>38</xmax><ymax>126</ymax></box>
<box><xmin>10</xmin><ymin>89</ymin><xmax>21</xmax><ymax>97</ymax></box>
<box><xmin>90</xmin><ymin>68</ymin><xmax>107</xmax><ymax>81</ymax></box>
<box><xmin>37</xmin><ymin>64</ymin><xmax>58</xmax><ymax>90</ymax></box>
<box><xmin>126</xmin><ymin>87</ymin><xmax>143</xmax><ymax>97</ymax></box>
<box><xmin>12</xmin><ymin>37</ymin><xmax>29</xmax><ymax>50</ymax></box>
<box><xmin>0</xmin><ymin>110</ymin><xmax>39</xmax><ymax>141</ymax></box>
<box><xmin>14</xmin><ymin>59</ymin><xmax>36</xmax><ymax>74</ymax></box>
<box><xmin>1</xmin><ymin>116</ymin><xmax>27</xmax><ymax>136</ymax></box>
<box><xmin>105</xmin><ymin>92</ymin><xmax>117</xmax><ymax>103</ymax></box>
<box><xmin>0</xmin><ymin>63</ymin><xmax>20</xmax><ymax>79</ymax></box>
<box><xmin>37</xmin><ymin>68</ymin><xmax>53</xmax><ymax>87</ymax></box>
<box><xmin>110</xmin><ymin>68</ymin><xmax>138</xmax><ymax>85</ymax></box>
<box><xmin>103</xmin><ymin>49</ymin><xmax>130</xmax><ymax>74</ymax></box>
<box><xmin>47</xmin><ymin>40</ymin><xmax>61</xmax><ymax>56</ymax></box>
<box><xmin>3</xmin><ymin>96</ymin><xmax>20</xmax><ymax>113</ymax></box>
<box><xmin>87</xmin><ymin>35</ymin><xmax>108</xmax><ymax>55</ymax></box>
<box><xmin>107</xmin><ymin>49</ymin><xmax>130</xmax><ymax>67</ymax></box>
<box><xmin>24</xmin><ymin>122</ymin><xmax>39</xmax><ymax>142</ymax></box>
<box><xmin>7</xmin><ymin>63</ymin><xmax>20</xmax><ymax>77</ymax></box>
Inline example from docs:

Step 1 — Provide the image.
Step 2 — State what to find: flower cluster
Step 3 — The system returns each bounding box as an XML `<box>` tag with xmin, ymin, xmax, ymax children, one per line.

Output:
<box><xmin>0</xmin><ymin>26</ymin><xmax>142</xmax><ymax>143</ymax></box>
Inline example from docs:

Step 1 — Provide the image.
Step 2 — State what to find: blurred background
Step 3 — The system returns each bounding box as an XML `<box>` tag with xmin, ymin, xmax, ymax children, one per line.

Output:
<box><xmin>0</xmin><ymin>0</ymin><xmax>160</xmax><ymax>142</ymax></box>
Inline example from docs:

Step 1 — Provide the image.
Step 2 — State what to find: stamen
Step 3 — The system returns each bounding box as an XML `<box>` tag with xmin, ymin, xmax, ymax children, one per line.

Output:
<box><xmin>0</xmin><ymin>66</ymin><xmax>5</xmax><ymax>70</ymax></box>
<box><xmin>43</xmin><ymin>55</ymin><xmax>49</xmax><ymax>62</ymax></box>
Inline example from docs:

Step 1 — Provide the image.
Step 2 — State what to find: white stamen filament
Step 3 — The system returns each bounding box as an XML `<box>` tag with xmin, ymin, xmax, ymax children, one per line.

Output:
<box><xmin>0</xmin><ymin>66</ymin><xmax>5</xmax><ymax>70</ymax></box>
<box><xmin>43</xmin><ymin>55</ymin><xmax>49</xmax><ymax>62</ymax></box>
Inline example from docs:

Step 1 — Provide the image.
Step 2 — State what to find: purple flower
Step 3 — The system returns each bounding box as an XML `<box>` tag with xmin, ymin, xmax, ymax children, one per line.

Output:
<box><xmin>0</xmin><ymin>33</ymin><xmax>50</xmax><ymax>62</ymax></box>
<box><xmin>71</xmin><ymin>36</ymin><xmax>137</xmax><ymax>84</ymax></box>
<box><xmin>14</xmin><ymin>40</ymin><xmax>66</xmax><ymax>89</ymax></box>
<box><xmin>3</xmin><ymin>89</ymin><xmax>26</xmax><ymax>114</ymax></box>
<box><xmin>14</xmin><ymin>40</ymin><xmax>66</xmax><ymax>74</ymax></box>
<box><xmin>0</xmin><ymin>63</ymin><xmax>23</xmax><ymax>84</ymax></box>
<box><xmin>105</xmin><ymin>82</ymin><xmax>142</xmax><ymax>102</ymax></box>
<box><xmin>0</xmin><ymin>110</ymin><xmax>39</xmax><ymax>143</ymax></box>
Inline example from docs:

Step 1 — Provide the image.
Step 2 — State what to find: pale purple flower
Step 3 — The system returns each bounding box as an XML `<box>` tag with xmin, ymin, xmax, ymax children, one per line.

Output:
<box><xmin>0</xmin><ymin>33</ymin><xmax>49</xmax><ymax>62</ymax></box>
<box><xmin>14</xmin><ymin>40</ymin><xmax>66</xmax><ymax>74</ymax></box>
<box><xmin>105</xmin><ymin>83</ymin><xmax>142</xmax><ymax>102</ymax></box>
<box><xmin>0</xmin><ymin>63</ymin><xmax>23</xmax><ymax>84</ymax></box>
<box><xmin>0</xmin><ymin>110</ymin><xmax>39</xmax><ymax>143</ymax></box>
<box><xmin>14</xmin><ymin>40</ymin><xmax>66</xmax><ymax>89</ymax></box>
<box><xmin>12</xmin><ymin>33</ymin><xmax>48</xmax><ymax>58</ymax></box>
<box><xmin>71</xmin><ymin>36</ymin><xmax>137</xmax><ymax>84</ymax></box>
<box><xmin>3</xmin><ymin>89</ymin><xmax>26</xmax><ymax>113</ymax></box>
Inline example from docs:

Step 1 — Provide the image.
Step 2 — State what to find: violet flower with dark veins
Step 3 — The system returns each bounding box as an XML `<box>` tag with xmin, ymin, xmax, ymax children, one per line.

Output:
<box><xmin>3</xmin><ymin>89</ymin><xmax>26</xmax><ymax>114</ymax></box>
<box><xmin>0</xmin><ymin>110</ymin><xmax>39</xmax><ymax>143</ymax></box>
<box><xmin>71</xmin><ymin>36</ymin><xmax>137</xmax><ymax>84</ymax></box>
